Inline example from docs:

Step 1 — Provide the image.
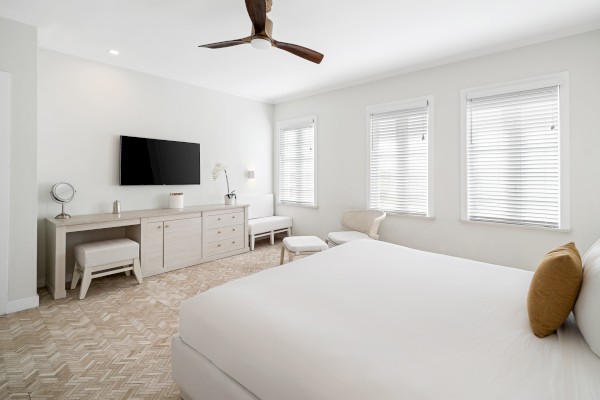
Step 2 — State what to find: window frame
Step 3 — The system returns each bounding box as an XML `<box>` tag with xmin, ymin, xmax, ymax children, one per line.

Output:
<box><xmin>366</xmin><ymin>96</ymin><xmax>435</xmax><ymax>218</ymax></box>
<box><xmin>276</xmin><ymin>115</ymin><xmax>318</xmax><ymax>208</ymax></box>
<box><xmin>460</xmin><ymin>72</ymin><xmax>570</xmax><ymax>231</ymax></box>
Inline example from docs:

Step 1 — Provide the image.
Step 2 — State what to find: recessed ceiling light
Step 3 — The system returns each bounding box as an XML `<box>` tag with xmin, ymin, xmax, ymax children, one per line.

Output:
<box><xmin>108</xmin><ymin>49</ymin><xmax>119</xmax><ymax>55</ymax></box>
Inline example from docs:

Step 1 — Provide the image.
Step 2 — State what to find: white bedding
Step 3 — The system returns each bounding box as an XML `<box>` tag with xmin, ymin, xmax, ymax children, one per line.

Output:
<box><xmin>179</xmin><ymin>240</ymin><xmax>600</xmax><ymax>400</ymax></box>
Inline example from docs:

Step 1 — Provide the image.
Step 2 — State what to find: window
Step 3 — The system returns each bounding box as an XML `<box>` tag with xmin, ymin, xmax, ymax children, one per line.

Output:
<box><xmin>368</xmin><ymin>98</ymin><xmax>432</xmax><ymax>216</ymax></box>
<box><xmin>277</xmin><ymin>116</ymin><xmax>317</xmax><ymax>207</ymax></box>
<box><xmin>462</xmin><ymin>74</ymin><xmax>569</xmax><ymax>229</ymax></box>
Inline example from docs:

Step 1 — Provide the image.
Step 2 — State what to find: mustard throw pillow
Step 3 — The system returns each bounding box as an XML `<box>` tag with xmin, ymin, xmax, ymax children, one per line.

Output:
<box><xmin>527</xmin><ymin>242</ymin><xmax>583</xmax><ymax>338</ymax></box>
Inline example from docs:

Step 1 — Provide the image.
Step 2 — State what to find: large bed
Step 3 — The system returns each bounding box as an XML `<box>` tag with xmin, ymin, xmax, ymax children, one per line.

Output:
<box><xmin>172</xmin><ymin>239</ymin><xmax>600</xmax><ymax>399</ymax></box>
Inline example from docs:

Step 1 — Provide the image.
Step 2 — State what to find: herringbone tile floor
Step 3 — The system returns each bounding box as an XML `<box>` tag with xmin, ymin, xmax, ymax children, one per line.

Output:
<box><xmin>0</xmin><ymin>240</ymin><xmax>283</xmax><ymax>399</ymax></box>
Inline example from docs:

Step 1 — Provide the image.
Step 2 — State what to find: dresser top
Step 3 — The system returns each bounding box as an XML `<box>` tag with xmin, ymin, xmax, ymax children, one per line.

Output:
<box><xmin>47</xmin><ymin>204</ymin><xmax>248</xmax><ymax>227</ymax></box>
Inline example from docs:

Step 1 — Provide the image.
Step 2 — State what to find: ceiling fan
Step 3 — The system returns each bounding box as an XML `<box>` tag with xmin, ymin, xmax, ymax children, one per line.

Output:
<box><xmin>198</xmin><ymin>0</ymin><xmax>324</xmax><ymax>64</ymax></box>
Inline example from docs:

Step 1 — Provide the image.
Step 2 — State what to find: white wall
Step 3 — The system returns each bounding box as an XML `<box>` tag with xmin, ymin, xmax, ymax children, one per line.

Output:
<box><xmin>37</xmin><ymin>49</ymin><xmax>274</xmax><ymax>284</ymax></box>
<box><xmin>274</xmin><ymin>30</ymin><xmax>600</xmax><ymax>271</ymax></box>
<box><xmin>0</xmin><ymin>17</ymin><xmax>38</xmax><ymax>312</ymax></box>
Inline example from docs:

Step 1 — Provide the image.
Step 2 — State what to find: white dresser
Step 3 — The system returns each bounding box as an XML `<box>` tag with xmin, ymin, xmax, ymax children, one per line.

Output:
<box><xmin>46</xmin><ymin>205</ymin><xmax>249</xmax><ymax>299</ymax></box>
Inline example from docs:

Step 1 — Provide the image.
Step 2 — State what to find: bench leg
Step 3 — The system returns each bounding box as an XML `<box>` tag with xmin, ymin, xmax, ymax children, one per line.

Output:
<box><xmin>270</xmin><ymin>231</ymin><xmax>275</xmax><ymax>245</ymax></box>
<box><xmin>79</xmin><ymin>268</ymin><xmax>93</xmax><ymax>300</ymax></box>
<box><xmin>288</xmin><ymin>251</ymin><xmax>295</xmax><ymax>262</ymax></box>
<box><xmin>287</xmin><ymin>227</ymin><xmax>292</xmax><ymax>236</ymax></box>
<box><xmin>250</xmin><ymin>235</ymin><xmax>255</xmax><ymax>251</ymax></box>
<box><xmin>280</xmin><ymin>246</ymin><xmax>285</xmax><ymax>265</ymax></box>
<box><xmin>132</xmin><ymin>258</ymin><xmax>143</xmax><ymax>284</ymax></box>
<box><xmin>70</xmin><ymin>262</ymin><xmax>81</xmax><ymax>289</ymax></box>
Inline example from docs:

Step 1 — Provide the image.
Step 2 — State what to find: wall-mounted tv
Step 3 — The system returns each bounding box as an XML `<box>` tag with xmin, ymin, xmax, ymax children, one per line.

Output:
<box><xmin>120</xmin><ymin>135</ymin><xmax>200</xmax><ymax>185</ymax></box>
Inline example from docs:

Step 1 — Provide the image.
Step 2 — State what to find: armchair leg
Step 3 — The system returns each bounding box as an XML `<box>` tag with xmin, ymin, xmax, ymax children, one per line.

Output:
<box><xmin>270</xmin><ymin>231</ymin><xmax>275</xmax><ymax>245</ymax></box>
<box><xmin>250</xmin><ymin>235</ymin><xmax>255</xmax><ymax>251</ymax></box>
<box><xmin>280</xmin><ymin>246</ymin><xmax>285</xmax><ymax>265</ymax></box>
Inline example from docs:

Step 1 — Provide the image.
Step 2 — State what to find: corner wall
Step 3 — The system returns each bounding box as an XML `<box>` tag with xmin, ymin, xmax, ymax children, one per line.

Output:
<box><xmin>0</xmin><ymin>17</ymin><xmax>38</xmax><ymax>311</ymax></box>
<box><xmin>274</xmin><ymin>30</ymin><xmax>600</xmax><ymax>271</ymax></box>
<box><xmin>37</xmin><ymin>49</ymin><xmax>274</xmax><ymax>285</ymax></box>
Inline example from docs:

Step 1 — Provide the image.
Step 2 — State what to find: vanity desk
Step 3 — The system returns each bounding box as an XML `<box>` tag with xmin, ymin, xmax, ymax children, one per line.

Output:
<box><xmin>46</xmin><ymin>204</ymin><xmax>248</xmax><ymax>300</ymax></box>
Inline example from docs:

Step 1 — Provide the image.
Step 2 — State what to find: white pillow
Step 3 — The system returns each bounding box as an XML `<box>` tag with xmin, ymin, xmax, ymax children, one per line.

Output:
<box><xmin>575</xmin><ymin>239</ymin><xmax>600</xmax><ymax>357</ymax></box>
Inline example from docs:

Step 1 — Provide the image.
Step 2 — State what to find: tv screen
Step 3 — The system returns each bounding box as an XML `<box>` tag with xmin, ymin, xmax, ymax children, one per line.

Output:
<box><xmin>120</xmin><ymin>136</ymin><xmax>200</xmax><ymax>185</ymax></box>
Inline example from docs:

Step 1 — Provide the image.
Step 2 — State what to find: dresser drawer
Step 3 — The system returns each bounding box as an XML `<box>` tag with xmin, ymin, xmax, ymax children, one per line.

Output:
<box><xmin>205</xmin><ymin>235</ymin><xmax>244</xmax><ymax>257</ymax></box>
<box><xmin>206</xmin><ymin>224</ymin><xmax>243</xmax><ymax>243</ymax></box>
<box><xmin>205</xmin><ymin>211</ymin><xmax>244</xmax><ymax>229</ymax></box>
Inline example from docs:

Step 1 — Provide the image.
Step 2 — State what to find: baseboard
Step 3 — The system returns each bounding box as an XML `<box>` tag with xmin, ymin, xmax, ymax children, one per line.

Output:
<box><xmin>38</xmin><ymin>274</ymin><xmax>72</xmax><ymax>289</ymax></box>
<box><xmin>7</xmin><ymin>294</ymin><xmax>39</xmax><ymax>314</ymax></box>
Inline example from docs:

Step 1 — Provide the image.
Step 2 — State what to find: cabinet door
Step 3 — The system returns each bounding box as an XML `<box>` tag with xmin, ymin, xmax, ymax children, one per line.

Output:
<box><xmin>164</xmin><ymin>217</ymin><xmax>203</xmax><ymax>269</ymax></box>
<box><xmin>144</xmin><ymin>222</ymin><xmax>164</xmax><ymax>275</ymax></box>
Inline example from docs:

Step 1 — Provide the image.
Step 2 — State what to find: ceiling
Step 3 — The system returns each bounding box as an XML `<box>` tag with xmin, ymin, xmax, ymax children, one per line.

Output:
<box><xmin>1</xmin><ymin>0</ymin><xmax>599</xmax><ymax>104</ymax></box>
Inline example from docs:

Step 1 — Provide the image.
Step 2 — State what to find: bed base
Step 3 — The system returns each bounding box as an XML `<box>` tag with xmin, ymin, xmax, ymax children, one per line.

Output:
<box><xmin>172</xmin><ymin>335</ymin><xmax>260</xmax><ymax>400</ymax></box>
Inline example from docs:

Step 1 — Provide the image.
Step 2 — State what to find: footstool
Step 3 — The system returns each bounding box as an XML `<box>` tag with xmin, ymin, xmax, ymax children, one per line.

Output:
<box><xmin>71</xmin><ymin>238</ymin><xmax>142</xmax><ymax>299</ymax></box>
<box><xmin>280</xmin><ymin>236</ymin><xmax>329</xmax><ymax>265</ymax></box>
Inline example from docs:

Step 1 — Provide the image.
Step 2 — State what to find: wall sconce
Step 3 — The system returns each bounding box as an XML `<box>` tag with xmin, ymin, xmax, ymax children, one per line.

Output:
<box><xmin>247</xmin><ymin>170</ymin><xmax>255</xmax><ymax>179</ymax></box>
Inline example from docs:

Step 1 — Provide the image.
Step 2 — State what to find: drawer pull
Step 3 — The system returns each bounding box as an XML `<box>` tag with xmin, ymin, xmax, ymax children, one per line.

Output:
<box><xmin>217</xmin><ymin>218</ymin><xmax>221</xmax><ymax>221</ymax></box>
<box><xmin>218</xmin><ymin>231</ymin><xmax>222</xmax><ymax>234</ymax></box>
<box><xmin>165</xmin><ymin>225</ymin><xmax>169</xmax><ymax>228</ymax></box>
<box><xmin>217</xmin><ymin>244</ymin><xmax>221</xmax><ymax>247</ymax></box>
<box><xmin>157</xmin><ymin>226</ymin><xmax>161</xmax><ymax>229</ymax></box>
<box><xmin>232</xmin><ymin>241</ymin><xmax>236</xmax><ymax>244</ymax></box>
<box><xmin>232</xmin><ymin>216</ymin><xmax>235</xmax><ymax>219</ymax></box>
<box><xmin>232</xmin><ymin>228</ymin><xmax>236</xmax><ymax>231</ymax></box>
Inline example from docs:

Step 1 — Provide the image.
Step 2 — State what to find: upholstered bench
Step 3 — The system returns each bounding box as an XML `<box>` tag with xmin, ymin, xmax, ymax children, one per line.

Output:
<box><xmin>237</xmin><ymin>194</ymin><xmax>293</xmax><ymax>250</ymax></box>
<box><xmin>280</xmin><ymin>236</ymin><xmax>328</xmax><ymax>264</ymax></box>
<box><xmin>70</xmin><ymin>238</ymin><xmax>142</xmax><ymax>299</ymax></box>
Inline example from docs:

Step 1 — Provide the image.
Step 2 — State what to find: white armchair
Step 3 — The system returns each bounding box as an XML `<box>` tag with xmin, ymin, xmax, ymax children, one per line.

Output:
<box><xmin>327</xmin><ymin>209</ymin><xmax>386</xmax><ymax>246</ymax></box>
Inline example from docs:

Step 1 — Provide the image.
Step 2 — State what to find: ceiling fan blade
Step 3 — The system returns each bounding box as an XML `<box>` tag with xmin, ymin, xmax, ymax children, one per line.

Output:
<box><xmin>245</xmin><ymin>0</ymin><xmax>266</xmax><ymax>34</ymax></box>
<box><xmin>199</xmin><ymin>38</ymin><xmax>250</xmax><ymax>49</ymax></box>
<box><xmin>273</xmin><ymin>41</ymin><xmax>324</xmax><ymax>64</ymax></box>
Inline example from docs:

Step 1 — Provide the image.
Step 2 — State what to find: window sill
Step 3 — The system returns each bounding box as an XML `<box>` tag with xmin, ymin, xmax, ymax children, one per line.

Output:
<box><xmin>379</xmin><ymin>211</ymin><xmax>434</xmax><ymax>220</ymax></box>
<box><xmin>460</xmin><ymin>218</ymin><xmax>570</xmax><ymax>233</ymax></box>
<box><xmin>277</xmin><ymin>202</ymin><xmax>319</xmax><ymax>209</ymax></box>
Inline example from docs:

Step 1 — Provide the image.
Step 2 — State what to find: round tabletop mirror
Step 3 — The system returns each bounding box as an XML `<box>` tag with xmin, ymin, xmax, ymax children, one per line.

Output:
<box><xmin>50</xmin><ymin>182</ymin><xmax>75</xmax><ymax>219</ymax></box>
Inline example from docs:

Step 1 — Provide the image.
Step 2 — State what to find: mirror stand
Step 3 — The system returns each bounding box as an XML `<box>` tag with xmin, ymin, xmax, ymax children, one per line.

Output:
<box><xmin>55</xmin><ymin>203</ymin><xmax>71</xmax><ymax>219</ymax></box>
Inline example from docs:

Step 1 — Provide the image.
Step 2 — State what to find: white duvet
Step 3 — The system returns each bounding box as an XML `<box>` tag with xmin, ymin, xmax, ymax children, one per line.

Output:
<box><xmin>179</xmin><ymin>240</ymin><xmax>600</xmax><ymax>400</ymax></box>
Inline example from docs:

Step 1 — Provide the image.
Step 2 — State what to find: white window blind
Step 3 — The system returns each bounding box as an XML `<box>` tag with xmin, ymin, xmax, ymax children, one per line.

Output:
<box><xmin>278</xmin><ymin>118</ymin><xmax>316</xmax><ymax>206</ymax></box>
<box><xmin>466</xmin><ymin>85</ymin><xmax>560</xmax><ymax>228</ymax></box>
<box><xmin>369</xmin><ymin>102</ymin><xmax>429</xmax><ymax>215</ymax></box>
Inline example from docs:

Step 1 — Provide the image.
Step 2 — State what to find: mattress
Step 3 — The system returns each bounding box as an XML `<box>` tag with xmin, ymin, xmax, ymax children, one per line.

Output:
<box><xmin>179</xmin><ymin>239</ymin><xmax>600</xmax><ymax>400</ymax></box>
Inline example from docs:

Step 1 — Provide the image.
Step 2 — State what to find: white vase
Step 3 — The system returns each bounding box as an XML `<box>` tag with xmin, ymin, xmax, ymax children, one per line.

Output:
<box><xmin>224</xmin><ymin>195</ymin><xmax>236</xmax><ymax>205</ymax></box>
<box><xmin>169</xmin><ymin>193</ymin><xmax>184</xmax><ymax>209</ymax></box>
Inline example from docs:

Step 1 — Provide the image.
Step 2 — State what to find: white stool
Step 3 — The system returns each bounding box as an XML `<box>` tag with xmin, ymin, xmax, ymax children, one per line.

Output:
<box><xmin>71</xmin><ymin>238</ymin><xmax>142</xmax><ymax>299</ymax></box>
<box><xmin>280</xmin><ymin>236</ymin><xmax>328</xmax><ymax>265</ymax></box>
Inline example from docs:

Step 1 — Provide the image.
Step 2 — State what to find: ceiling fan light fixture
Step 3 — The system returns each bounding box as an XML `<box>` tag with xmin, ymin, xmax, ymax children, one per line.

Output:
<box><xmin>251</xmin><ymin>37</ymin><xmax>271</xmax><ymax>50</ymax></box>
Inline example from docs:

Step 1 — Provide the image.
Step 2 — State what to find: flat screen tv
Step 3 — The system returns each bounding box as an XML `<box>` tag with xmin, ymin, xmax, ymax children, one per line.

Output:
<box><xmin>120</xmin><ymin>135</ymin><xmax>200</xmax><ymax>185</ymax></box>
